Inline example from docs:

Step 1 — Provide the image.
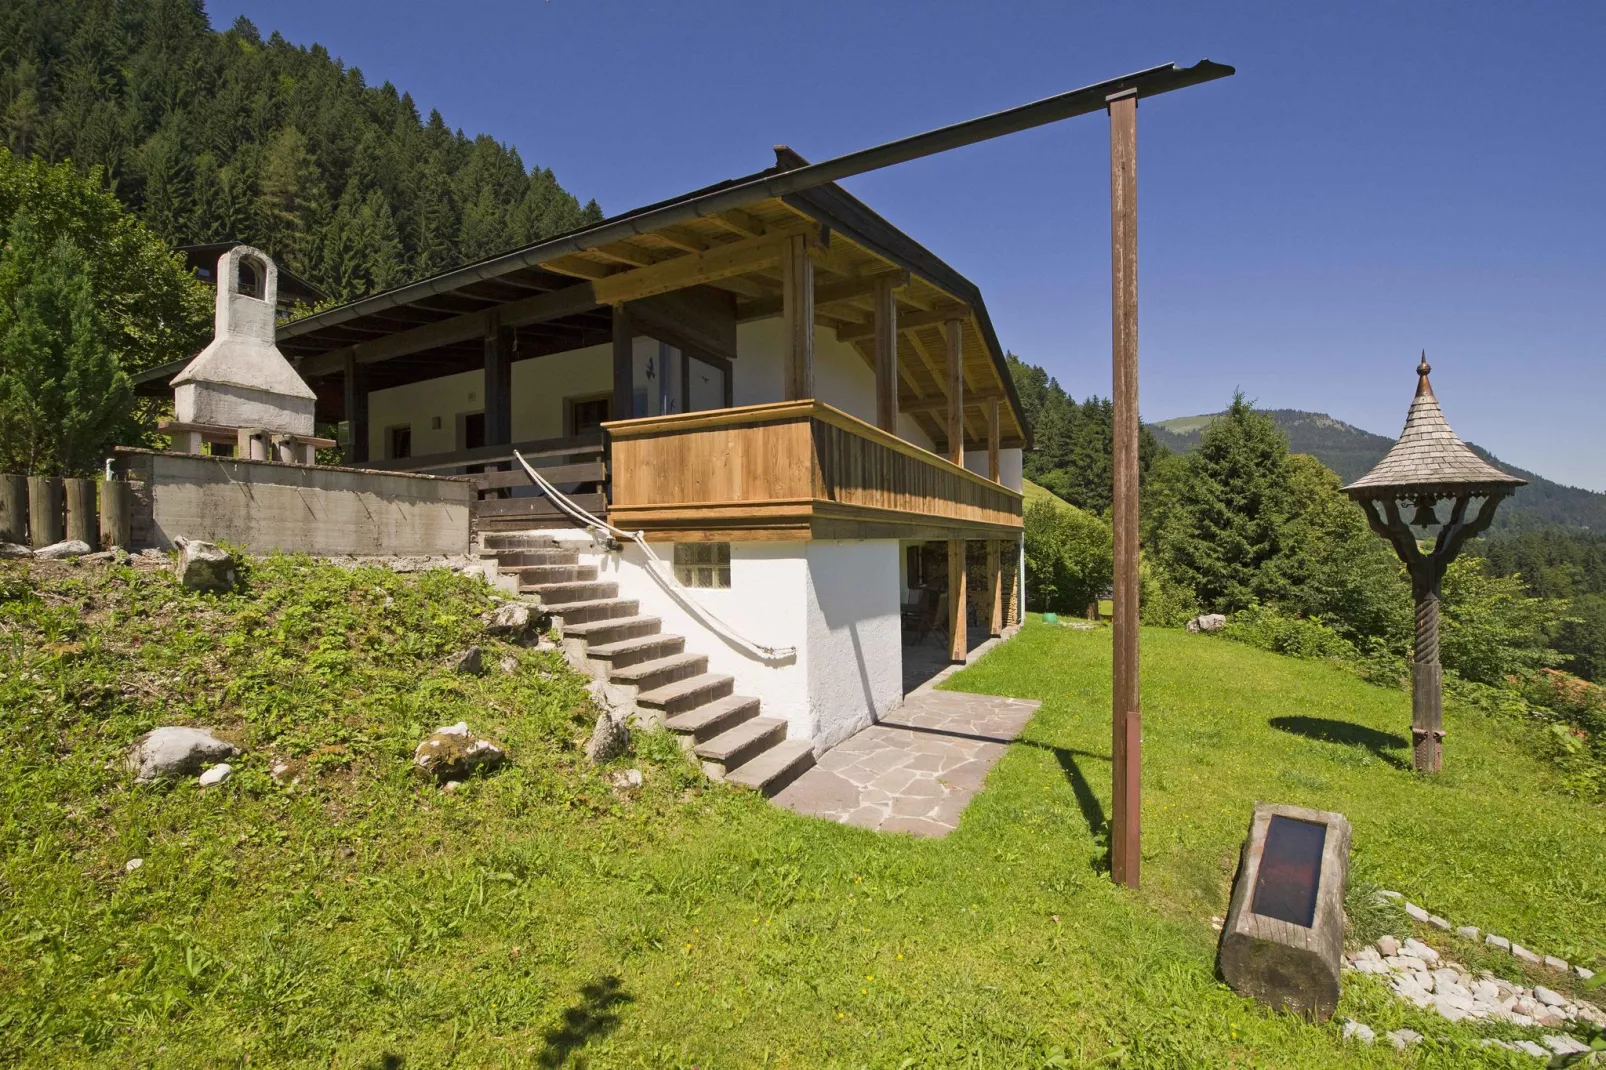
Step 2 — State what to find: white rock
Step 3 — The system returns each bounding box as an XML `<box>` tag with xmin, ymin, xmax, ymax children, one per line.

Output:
<box><xmin>1377</xmin><ymin>935</ymin><xmax>1401</xmax><ymax>956</ymax></box>
<box><xmin>1512</xmin><ymin>943</ymin><xmax>1542</xmax><ymax>965</ymax></box>
<box><xmin>1186</xmin><ymin>613</ymin><xmax>1226</xmax><ymax>633</ymax></box>
<box><xmin>441</xmin><ymin>780</ymin><xmax>461</xmax><ymax>793</ymax></box>
<box><xmin>436</xmin><ymin>721</ymin><xmax>470</xmax><ymax>737</ymax></box>
<box><xmin>1576</xmin><ymin>965</ymin><xmax>1596</xmax><ymax>981</ymax></box>
<box><xmin>1472</xmin><ymin>980</ymin><xmax>1500</xmax><ymax>1002</ymax></box>
<box><xmin>0</xmin><ymin>542</ymin><xmax>33</xmax><ymax>558</ymax></box>
<box><xmin>412</xmin><ymin>723</ymin><xmax>506</xmax><ymax>782</ymax></box>
<box><xmin>174</xmin><ymin>539</ymin><xmax>236</xmax><ymax>592</ymax></box>
<box><xmin>1403</xmin><ymin>938</ymin><xmax>1440</xmax><ymax>963</ymax></box>
<box><xmin>484</xmin><ymin>601</ymin><xmax>531</xmax><ymax>637</ymax></box>
<box><xmin>35</xmin><ymin>539</ymin><xmax>92</xmax><ymax>560</ymax></box>
<box><xmin>585</xmin><ymin>709</ymin><xmax>630</xmax><ymax>764</ymax></box>
<box><xmin>1577</xmin><ymin>1002</ymin><xmax>1606</xmax><ymax>1026</ymax></box>
<box><xmin>1486</xmin><ymin>933</ymin><xmax>1511</xmax><ymax>951</ymax></box>
<box><xmin>1541</xmin><ymin>1034</ymin><xmax>1590</xmax><ymax>1055</ymax></box>
<box><xmin>610</xmin><ymin>768</ymin><xmax>644</xmax><ymax>789</ymax></box>
<box><xmin>1385</xmin><ymin>1028</ymin><xmax>1422</xmax><ymax>1050</ymax></box>
<box><xmin>1514</xmin><ymin>997</ymin><xmax>1539</xmax><ymax>1016</ymax></box>
<box><xmin>1427</xmin><ymin>914</ymin><xmax>1451</xmax><ymax>931</ymax></box>
<box><xmin>125</xmin><ymin>727</ymin><xmax>238</xmax><ymax>782</ymax></box>
<box><xmin>1404</xmin><ymin>902</ymin><xmax>1431</xmax><ymax>923</ymax></box>
<box><xmin>1377</xmin><ymin>889</ymin><xmax>1404</xmax><ymax>901</ymax></box>
<box><xmin>1543</xmin><ymin>955</ymin><xmax>1569</xmax><ymax>972</ymax></box>
<box><xmin>1340</xmin><ymin>1019</ymin><xmax>1375</xmax><ymax>1044</ymax></box>
<box><xmin>124</xmin><ymin>858</ymin><xmax>143</xmax><ymax>872</ymax></box>
<box><xmin>1514</xmin><ymin>1039</ymin><xmax>1550</xmax><ymax>1058</ymax></box>
<box><xmin>1456</xmin><ymin>925</ymin><xmax>1480</xmax><ymax>941</ymax></box>
<box><xmin>1533</xmin><ymin>986</ymin><xmax>1567</xmax><ymax>1008</ymax></box>
<box><xmin>197</xmin><ymin>762</ymin><xmax>233</xmax><ymax>786</ymax></box>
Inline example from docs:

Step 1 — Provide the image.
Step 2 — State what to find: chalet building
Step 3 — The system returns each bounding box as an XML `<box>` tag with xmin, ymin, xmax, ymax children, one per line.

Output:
<box><xmin>138</xmin><ymin>147</ymin><xmax>1028</xmax><ymax>782</ymax></box>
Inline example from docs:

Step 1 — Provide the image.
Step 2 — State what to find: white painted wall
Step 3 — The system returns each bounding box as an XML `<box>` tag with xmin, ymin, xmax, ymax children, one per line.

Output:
<box><xmin>369</xmin><ymin>368</ymin><xmax>482</xmax><ymax>459</ymax></box>
<box><xmin>963</xmin><ymin>446</ymin><xmax>1024</xmax><ymax>492</ymax></box>
<box><xmin>579</xmin><ymin>537</ymin><xmax>904</xmax><ymax>750</ymax></box>
<box><xmin>805</xmin><ymin>539</ymin><xmax>903</xmax><ymax>750</ymax></box>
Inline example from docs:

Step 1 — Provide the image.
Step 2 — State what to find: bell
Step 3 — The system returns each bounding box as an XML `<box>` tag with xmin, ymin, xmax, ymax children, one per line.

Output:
<box><xmin>1408</xmin><ymin>498</ymin><xmax>1441</xmax><ymax>528</ymax></box>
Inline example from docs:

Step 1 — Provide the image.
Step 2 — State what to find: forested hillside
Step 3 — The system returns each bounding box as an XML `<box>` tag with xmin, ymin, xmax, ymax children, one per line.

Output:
<box><xmin>0</xmin><ymin>0</ymin><xmax>603</xmax><ymax>305</ymax></box>
<box><xmin>1151</xmin><ymin>409</ymin><xmax>1606</xmax><ymax>533</ymax></box>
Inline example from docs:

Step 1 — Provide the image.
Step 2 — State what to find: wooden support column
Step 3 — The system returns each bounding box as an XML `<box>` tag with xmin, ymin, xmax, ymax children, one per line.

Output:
<box><xmin>987</xmin><ymin>540</ymin><xmax>1003</xmax><ymax>637</ymax></box>
<box><xmin>945</xmin><ymin>318</ymin><xmax>964</xmax><ymax>466</ymax></box>
<box><xmin>986</xmin><ymin>398</ymin><xmax>1001</xmax><ymax>481</ymax></box>
<box><xmin>1108</xmin><ymin>88</ymin><xmax>1142</xmax><ymax>890</ymax></box>
<box><xmin>782</xmin><ymin>234</ymin><xmax>815</xmax><ymax>399</ymax></box>
<box><xmin>0</xmin><ymin>474</ymin><xmax>25</xmax><ymax>544</ymax></box>
<box><xmin>612</xmin><ymin>304</ymin><xmax>635</xmax><ymax>420</ymax></box>
<box><xmin>873</xmin><ymin>275</ymin><xmax>899</xmax><ymax>431</ymax></box>
<box><xmin>484</xmin><ymin>318</ymin><xmax>514</xmax><ymax>447</ymax></box>
<box><xmin>344</xmin><ymin>353</ymin><xmax>369</xmax><ymax>465</ymax></box>
<box><xmin>64</xmin><ymin>478</ymin><xmax>98</xmax><ymax>550</ymax></box>
<box><xmin>947</xmin><ymin>538</ymin><xmax>967</xmax><ymax>663</ymax></box>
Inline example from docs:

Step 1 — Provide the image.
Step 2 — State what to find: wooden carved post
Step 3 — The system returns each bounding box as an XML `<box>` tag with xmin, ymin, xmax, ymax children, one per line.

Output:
<box><xmin>1410</xmin><ymin>567</ymin><xmax>1445</xmax><ymax>772</ymax></box>
<box><xmin>782</xmin><ymin>234</ymin><xmax>815</xmax><ymax>400</ymax></box>
<box><xmin>1108</xmin><ymin>87</ymin><xmax>1142</xmax><ymax>889</ymax></box>
<box><xmin>873</xmin><ymin>275</ymin><xmax>899</xmax><ymax>432</ymax></box>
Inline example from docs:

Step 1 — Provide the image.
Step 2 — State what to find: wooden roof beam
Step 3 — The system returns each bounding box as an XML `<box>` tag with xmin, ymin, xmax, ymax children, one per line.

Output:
<box><xmin>736</xmin><ymin>268</ymin><xmax>905</xmax><ymax>323</ymax></box>
<box><xmin>836</xmin><ymin>303</ymin><xmax>969</xmax><ymax>343</ymax></box>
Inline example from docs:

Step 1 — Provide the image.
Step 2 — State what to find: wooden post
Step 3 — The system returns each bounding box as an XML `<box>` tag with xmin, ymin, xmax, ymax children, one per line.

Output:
<box><xmin>782</xmin><ymin>234</ymin><xmax>815</xmax><ymax>400</ymax></box>
<box><xmin>947</xmin><ymin>538</ymin><xmax>967</xmax><ymax>663</ymax></box>
<box><xmin>100</xmin><ymin>480</ymin><xmax>132</xmax><ymax>549</ymax></box>
<box><xmin>484</xmin><ymin>319</ymin><xmax>514</xmax><ymax>446</ymax></box>
<box><xmin>0</xmin><ymin>474</ymin><xmax>25</xmax><ymax>544</ymax></box>
<box><xmin>27</xmin><ymin>476</ymin><xmax>64</xmax><ymax>548</ymax></box>
<box><xmin>987</xmin><ymin>540</ymin><xmax>1003</xmax><ymax>636</ymax></box>
<box><xmin>1410</xmin><ymin>570</ymin><xmax>1445</xmax><ymax>773</ymax></box>
<box><xmin>1108</xmin><ymin>88</ymin><xmax>1142</xmax><ymax>889</ymax></box>
<box><xmin>344</xmin><ymin>353</ymin><xmax>369</xmax><ymax>464</ymax></box>
<box><xmin>986</xmin><ymin>398</ymin><xmax>1001</xmax><ymax>482</ymax></box>
<box><xmin>612</xmin><ymin>304</ymin><xmax>635</xmax><ymax>419</ymax></box>
<box><xmin>873</xmin><ymin>275</ymin><xmax>899</xmax><ymax>431</ymax></box>
<box><xmin>945</xmin><ymin>319</ymin><xmax>965</xmax><ymax>466</ymax></box>
<box><xmin>64</xmin><ymin>478</ymin><xmax>98</xmax><ymax>550</ymax></box>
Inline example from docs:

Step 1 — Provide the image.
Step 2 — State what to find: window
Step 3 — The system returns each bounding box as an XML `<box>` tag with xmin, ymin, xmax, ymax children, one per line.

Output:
<box><xmin>674</xmin><ymin>542</ymin><xmax>730</xmax><ymax>589</ymax></box>
<box><xmin>388</xmin><ymin>425</ymin><xmax>412</xmax><ymax>460</ymax></box>
<box><xmin>570</xmin><ymin>396</ymin><xmax>611</xmax><ymax>434</ymax></box>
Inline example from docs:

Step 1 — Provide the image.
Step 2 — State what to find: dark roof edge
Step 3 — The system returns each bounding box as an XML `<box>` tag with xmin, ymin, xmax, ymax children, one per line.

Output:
<box><xmin>277</xmin><ymin>60</ymin><xmax>1232</xmax><ymax>344</ymax></box>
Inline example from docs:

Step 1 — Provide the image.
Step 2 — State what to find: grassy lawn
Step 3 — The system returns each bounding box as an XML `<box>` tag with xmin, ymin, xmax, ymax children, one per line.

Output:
<box><xmin>2</xmin><ymin>561</ymin><xmax>1600</xmax><ymax>1067</ymax></box>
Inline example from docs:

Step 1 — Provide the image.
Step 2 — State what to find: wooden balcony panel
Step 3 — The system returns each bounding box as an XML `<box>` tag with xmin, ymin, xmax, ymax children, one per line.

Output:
<box><xmin>606</xmin><ymin>401</ymin><xmax>1022</xmax><ymax>542</ymax></box>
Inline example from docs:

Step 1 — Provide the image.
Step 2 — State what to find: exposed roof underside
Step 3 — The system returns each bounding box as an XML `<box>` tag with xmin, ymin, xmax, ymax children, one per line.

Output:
<box><xmin>139</xmin><ymin>150</ymin><xmax>1032</xmax><ymax>450</ymax></box>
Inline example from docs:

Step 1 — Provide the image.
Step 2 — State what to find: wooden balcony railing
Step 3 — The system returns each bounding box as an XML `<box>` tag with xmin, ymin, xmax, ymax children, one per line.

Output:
<box><xmin>605</xmin><ymin>400</ymin><xmax>1023</xmax><ymax>542</ymax></box>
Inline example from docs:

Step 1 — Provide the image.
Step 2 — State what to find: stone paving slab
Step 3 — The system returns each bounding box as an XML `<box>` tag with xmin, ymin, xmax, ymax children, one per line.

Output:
<box><xmin>771</xmin><ymin>689</ymin><xmax>1040</xmax><ymax>837</ymax></box>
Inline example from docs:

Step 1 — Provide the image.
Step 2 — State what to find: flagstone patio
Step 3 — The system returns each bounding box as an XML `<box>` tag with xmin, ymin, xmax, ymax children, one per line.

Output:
<box><xmin>771</xmin><ymin>688</ymin><xmax>1040</xmax><ymax>837</ymax></box>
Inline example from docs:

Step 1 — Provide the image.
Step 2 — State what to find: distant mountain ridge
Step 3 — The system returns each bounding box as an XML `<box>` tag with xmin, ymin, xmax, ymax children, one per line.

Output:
<box><xmin>1147</xmin><ymin>409</ymin><xmax>1605</xmax><ymax>533</ymax></box>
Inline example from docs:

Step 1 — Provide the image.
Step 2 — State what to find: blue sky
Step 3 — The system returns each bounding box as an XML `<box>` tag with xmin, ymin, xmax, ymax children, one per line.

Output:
<box><xmin>212</xmin><ymin>1</ymin><xmax>1606</xmax><ymax>491</ymax></box>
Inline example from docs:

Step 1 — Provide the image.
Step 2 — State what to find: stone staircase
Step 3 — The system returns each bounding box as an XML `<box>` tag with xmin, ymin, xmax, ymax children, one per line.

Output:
<box><xmin>478</xmin><ymin>532</ymin><xmax>815</xmax><ymax>795</ymax></box>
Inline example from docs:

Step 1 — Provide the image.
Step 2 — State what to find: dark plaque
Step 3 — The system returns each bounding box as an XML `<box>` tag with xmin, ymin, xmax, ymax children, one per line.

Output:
<box><xmin>1250</xmin><ymin>816</ymin><xmax>1327</xmax><ymax>927</ymax></box>
<box><xmin>1217</xmin><ymin>803</ymin><xmax>1351</xmax><ymax>1021</ymax></box>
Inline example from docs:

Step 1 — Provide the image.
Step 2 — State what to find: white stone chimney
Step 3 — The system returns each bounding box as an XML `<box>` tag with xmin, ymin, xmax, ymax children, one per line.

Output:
<box><xmin>171</xmin><ymin>246</ymin><xmax>316</xmax><ymax>436</ymax></box>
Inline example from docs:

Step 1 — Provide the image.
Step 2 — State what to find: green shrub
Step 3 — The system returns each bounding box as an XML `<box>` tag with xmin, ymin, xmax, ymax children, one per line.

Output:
<box><xmin>1221</xmin><ymin>603</ymin><xmax>1358</xmax><ymax>661</ymax></box>
<box><xmin>1023</xmin><ymin>498</ymin><xmax>1112</xmax><ymax>615</ymax></box>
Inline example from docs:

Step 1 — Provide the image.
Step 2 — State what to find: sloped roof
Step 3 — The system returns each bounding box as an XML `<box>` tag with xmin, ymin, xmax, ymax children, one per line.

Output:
<box><xmin>1343</xmin><ymin>356</ymin><xmax>1526</xmax><ymax>499</ymax></box>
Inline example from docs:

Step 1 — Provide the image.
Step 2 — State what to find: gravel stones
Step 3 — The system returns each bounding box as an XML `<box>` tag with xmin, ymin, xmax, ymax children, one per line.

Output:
<box><xmin>174</xmin><ymin>539</ymin><xmax>236</xmax><ymax>592</ymax></box>
<box><xmin>126</xmin><ymin>727</ymin><xmax>238</xmax><ymax>783</ymax></box>
<box><xmin>412</xmin><ymin>722</ymin><xmax>506</xmax><ymax>782</ymax></box>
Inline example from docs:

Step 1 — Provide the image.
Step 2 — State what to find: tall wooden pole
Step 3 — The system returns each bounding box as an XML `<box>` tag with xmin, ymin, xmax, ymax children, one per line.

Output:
<box><xmin>1108</xmin><ymin>89</ymin><xmax>1141</xmax><ymax>889</ymax></box>
<box><xmin>946</xmin><ymin>318</ymin><xmax>967</xmax><ymax>664</ymax></box>
<box><xmin>873</xmin><ymin>275</ymin><xmax>899</xmax><ymax>432</ymax></box>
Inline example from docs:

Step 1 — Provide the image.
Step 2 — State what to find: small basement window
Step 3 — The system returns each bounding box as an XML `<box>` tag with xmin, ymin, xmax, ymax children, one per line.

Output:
<box><xmin>674</xmin><ymin>542</ymin><xmax>730</xmax><ymax>589</ymax></box>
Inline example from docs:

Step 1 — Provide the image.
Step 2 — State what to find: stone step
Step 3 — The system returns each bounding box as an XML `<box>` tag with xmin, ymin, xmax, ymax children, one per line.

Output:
<box><xmin>586</xmin><ymin>631</ymin><xmax>685</xmax><ymax>670</ymax></box>
<box><xmin>637</xmin><ymin>672</ymin><xmax>734</xmax><ymax>716</ymax></box>
<box><xmin>695</xmin><ymin>716</ymin><xmax>786</xmax><ymax>779</ymax></box>
<box><xmin>480</xmin><ymin>533</ymin><xmax>557</xmax><ymax>551</ymax></box>
<box><xmin>610</xmin><ymin>652</ymin><xmax>708</xmax><ymax>693</ymax></box>
<box><xmin>528</xmin><ymin>579</ymin><xmax>618</xmax><ymax>605</ymax></box>
<box><xmin>552</xmin><ymin>598</ymin><xmax>640</xmax><ymax>626</ymax></box>
<box><xmin>509</xmin><ymin>563</ymin><xmax>597</xmax><ymax>585</ymax></box>
<box><xmin>487</xmin><ymin>548</ymin><xmax>578</xmax><ymax>568</ymax></box>
<box><xmin>662</xmin><ymin>695</ymin><xmax>761</xmax><ymax>744</ymax></box>
<box><xmin>725</xmin><ymin>739</ymin><xmax>816</xmax><ymax>796</ymax></box>
<box><xmin>563</xmin><ymin>614</ymin><xmax>661</xmax><ymax>646</ymax></box>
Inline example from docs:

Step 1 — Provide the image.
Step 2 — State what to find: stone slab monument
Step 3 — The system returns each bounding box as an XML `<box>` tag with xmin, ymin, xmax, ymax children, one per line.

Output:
<box><xmin>1217</xmin><ymin>802</ymin><xmax>1352</xmax><ymax>1021</ymax></box>
<box><xmin>167</xmin><ymin>246</ymin><xmax>326</xmax><ymax>464</ymax></box>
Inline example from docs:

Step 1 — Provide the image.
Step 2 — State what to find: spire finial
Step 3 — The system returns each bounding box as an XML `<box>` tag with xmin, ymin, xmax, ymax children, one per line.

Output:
<box><xmin>1415</xmin><ymin>350</ymin><xmax>1434</xmax><ymax>397</ymax></box>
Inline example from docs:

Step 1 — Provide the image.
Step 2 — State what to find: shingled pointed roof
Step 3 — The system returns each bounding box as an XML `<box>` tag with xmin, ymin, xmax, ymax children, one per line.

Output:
<box><xmin>1343</xmin><ymin>354</ymin><xmax>1526</xmax><ymax>500</ymax></box>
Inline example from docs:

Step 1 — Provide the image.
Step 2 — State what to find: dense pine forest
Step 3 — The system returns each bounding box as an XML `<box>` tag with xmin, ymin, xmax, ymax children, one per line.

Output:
<box><xmin>0</xmin><ymin>0</ymin><xmax>603</xmax><ymax>305</ymax></box>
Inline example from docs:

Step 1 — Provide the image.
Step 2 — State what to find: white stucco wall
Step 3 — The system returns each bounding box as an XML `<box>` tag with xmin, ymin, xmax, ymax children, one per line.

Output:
<box><xmin>805</xmin><ymin>539</ymin><xmax>903</xmax><ymax>750</ymax></box>
<box><xmin>964</xmin><ymin>446</ymin><xmax>1024</xmax><ymax>492</ymax></box>
<box><xmin>579</xmin><ymin>537</ymin><xmax>903</xmax><ymax>749</ymax></box>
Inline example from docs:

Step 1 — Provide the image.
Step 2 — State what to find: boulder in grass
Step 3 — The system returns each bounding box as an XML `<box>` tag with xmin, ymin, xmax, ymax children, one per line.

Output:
<box><xmin>35</xmin><ymin>539</ymin><xmax>92</xmax><ymax>560</ymax></box>
<box><xmin>413</xmin><ymin>722</ymin><xmax>506</xmax><ymax>782</ymax></box>
<box><xmin>445</xmin><ymin>645</ymin><xmax>485</xmax><ymax>676</ymax></box>
<box><xmin>126</xmin><ymin>727</ymin><xmax>238</xmax><ymax>783</ymax></box>
<box><xmin>585</xmin><ymin>709</ymin><xmax>630</xmax><ymax>764</ymax></box>
<box><xmin>174</xmin><ymin>538</ymin><xmax>236</xmax><ymax>592</ymax></box>
<box><xmin>1186</xmin><ymin>613</ymin><xmax>1227</xmax><ymax>634</ymax></box>
<box><xmin>484</xmin><ymin>602</ymin><xmax>531</xmax><ymax>638</ymax></box>
<box><xmin>0</xmin><ymin>542</ymin><xmax>33</xmax><ymax>559</ymax></box>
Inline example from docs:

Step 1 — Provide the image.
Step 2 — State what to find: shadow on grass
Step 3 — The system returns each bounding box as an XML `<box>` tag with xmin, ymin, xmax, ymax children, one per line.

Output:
<box><xmin>538</xmin><ymin>975</ymin><xmax>634</xmax><ymax>1068</ymax></box>
<box><xmin>1269</xmin><ymin>716</ymin><xmax>1410</xmax><ymax>770</ymax></box>
<box><xmin>1021</xmin><ymin>742</ymin><xmax>1111</xmax><ymax>873</ymax></box>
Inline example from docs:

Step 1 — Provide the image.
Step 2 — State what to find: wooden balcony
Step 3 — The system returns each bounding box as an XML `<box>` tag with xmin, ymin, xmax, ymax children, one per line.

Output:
<box><xmin>605</xmin><ymin>400</ymin><xmax>1023</xmax><ymax>542</ymax></box>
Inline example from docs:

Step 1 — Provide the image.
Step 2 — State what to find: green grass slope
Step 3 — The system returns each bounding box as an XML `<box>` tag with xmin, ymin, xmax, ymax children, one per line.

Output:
<box><xmin>1</xmin><ymin>560</ymin><xmax>1601</xmax><ymax>1067</ymax></box>
<box><xmin>1023</xmin><ymin>476</ymin><xmax>1075</xmax><ymax>511</ymax></box>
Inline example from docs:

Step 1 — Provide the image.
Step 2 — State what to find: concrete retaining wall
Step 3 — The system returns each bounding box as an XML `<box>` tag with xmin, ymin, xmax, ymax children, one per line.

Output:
<box><xmin>117</xmin><ymin>449</ymin><xmax>472</xmax><ymax>556</ymax></box>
